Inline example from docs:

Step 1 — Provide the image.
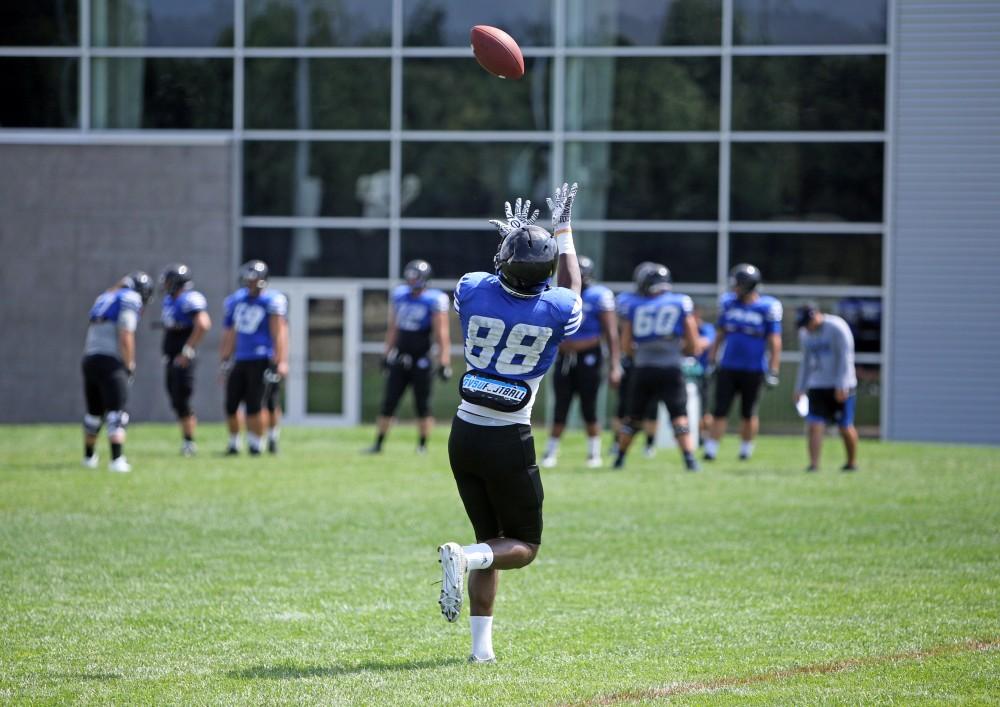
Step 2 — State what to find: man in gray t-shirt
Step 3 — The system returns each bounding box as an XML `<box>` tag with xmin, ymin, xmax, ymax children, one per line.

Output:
<box><xmin>793</xmin><ymin>303</ymin><xmax>859</xmax><ymax>472</ymax></box>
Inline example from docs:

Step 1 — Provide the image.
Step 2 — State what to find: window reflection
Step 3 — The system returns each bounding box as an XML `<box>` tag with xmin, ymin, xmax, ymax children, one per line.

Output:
<box><xmin>405</xmin><ymin>59</ymin><xmax>550</xmax><ymax>130</ymax></box>
<box><xmin>243</xmin><ymin>228</ymin><xmax>389</xmax><ymax>278</ymax></box>
<box><xmin>733</xmin><ymin>55</ymin><xmax>885</xmax><ymax>131</ymax></box>
<box><xmin>729</xmin><ymin>233</ymin><xmax>882</xmax><ymax>286</ymax></box>
<box><xmin>731</xmin><ymin>143</ymin><xmax>883</xmax><ymax>222</ymax></box>
<box><xmin>402</xmin><ymin>230</ymin><xmax>498</xmax><ymax>279</ymax></box>
<box><xmin>401</xmin><ymin>142</ymin><xmax>550</xmax><ymax>218</ymax></box>
<box><xmin>576</xmin><ymin>231</ymin><xmax>717</xmax><ymax>283</ymax></box>
<box><xmin>246</xmin><ymin>59</ymin><xmax>390</xmax><ymax>130</ymax></box>
<box><xmin>244</xmin><ymin>141</ymin><xmax>392</xmax><ymax>217</ymax></box>
<box><xmin>566</xmin><ymin>0</ymin><xmax>721</xmax><ymax>46</ymax></box>
<box><xmin>246</xmin><ymin>0</ymin><xmax>391</xmax><ymax>46</ymax></box>
<box><xmin>0</xmin><ymin>1</ymin><xmax>78</xmax><ymax>46</ymax></box>
<box><xmin>733</xmin><ymin>0</ymin><xmax>887</xmax><ymax>45</ymax></box>
<box><xmin>0</xmin><ymin>58</ymin><xmax>78</xmax><ymax>128</ymax></box>
<box><xmin>567</xmin><ymin>142</ymin><xmax>719</xmax><ymax>220</ymax></box>
<box><xmin>566</xmin><ymin>57</ymin><xmax>719</xmax><ymax>131</ymax></box>
<box><xmin>91</xmin><ymin>0</ymin><xmax>234</xmax><ymax>47</ymax></box>
<box><xmin>404</xmin><ymin>0</ymin><xmax>552</xmax><ymax>46</ymax></box>
<box><xmin>91</xmin><ymin>58</ymin><xmax>232</xmax><ymax>129</ymax></box>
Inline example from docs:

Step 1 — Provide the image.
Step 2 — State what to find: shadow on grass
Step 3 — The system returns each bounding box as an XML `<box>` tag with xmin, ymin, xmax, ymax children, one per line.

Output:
<box><xmin>226</xmin><ymin>657</ymin><xmax>464</xmax><ymax>680</ymax></box>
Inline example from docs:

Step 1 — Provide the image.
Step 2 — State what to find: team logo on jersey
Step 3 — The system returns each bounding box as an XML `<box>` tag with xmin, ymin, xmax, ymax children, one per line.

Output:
<box><xmin>460</xmin><ymin>371</ymin><xmax>532</xmax><ymax>412</ymax></box>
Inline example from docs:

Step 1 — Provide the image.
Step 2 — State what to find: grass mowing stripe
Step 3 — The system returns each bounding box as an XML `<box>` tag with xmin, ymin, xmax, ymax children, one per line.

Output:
<box><xmin>579</xmin><ymin>637</ymin><xmax>1000</xmax><ymax>705</ymax></box>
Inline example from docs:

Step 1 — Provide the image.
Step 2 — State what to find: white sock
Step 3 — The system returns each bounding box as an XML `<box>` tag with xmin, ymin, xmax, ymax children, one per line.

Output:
<box><xmin>740</xmin><ymin>441</ymin><xmax>754</xmax><ymax>457</ymax></box>
<box><xmin>470</xmin><ymin>615</ymin><xmax>495</xmax><ymax>661</ymax></box>
<box><xmin>544</xmin><ymin>438</ymin><xmax>560</xmax><ymax>458</ymax></box>
<box><xmin>269</xmin><ymin>427</ymin><xmax>280</xmax><ymax>441</ymax></box>
<box><xmin>462</xmin><ymin>543</ymin><xmax>494</xmax><ymax>570</ymax></box>
<box><xmin>247</xmin><ymin>433</ymin><xmax>262</xmax><ymax>451</ymax></box>
<box><xmin>587</xmin><ymin>436</ymin><xmax>601</xmax><ymax>458</ymax></box>
<box><xmin>229</xmin><ymin>433</ymin><xmax>241</xmax><ymax>448</ymax></box>
<box><xmin>704</xmin><ymin>438</ymin><xmax>719</xmax><ymax>457</ymax></box>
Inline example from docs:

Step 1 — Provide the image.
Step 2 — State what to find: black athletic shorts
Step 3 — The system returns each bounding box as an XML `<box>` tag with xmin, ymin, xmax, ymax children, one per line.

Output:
<box><xmin>807</xmin><ymin>388</ymin><xmax>857</xmax><ymax>427</ymax></box>
<box><xmin>165</xmin><ymin>359</ymin><xmax>196</xmax><ymax>418</ymax></box>
<box><xmin>225</xmin><ymin>359</ymin><xmax>269</xmax><ymax>416</ymax></box>
<box><xmin>552</xmin><ymin>346</ymin><xmax>602</xmax><ymax>425</ymax></box>
<box><xmin>615</xmin><ymin>360</ymin><xmax>659</xmax><ymax>422</ymax></box>
<box><xmin>82</xmin><ymin>354</ymin><xmax>129</xmax><ymax>416</ymax></box>
<box><xmin>449</xmin><ymin>416</ymin><xmax>544</xmax><ymax>546</ymax></box>
<box><xmin>380</xmin><ymin>357</ymin><xmax>433</xmax><ymax>418</ymax></box>
<box><xmin>627</xmin><ymin>366</ymin><xmax>688</xmax><ymax>423</ymax></box>
<box><xmin>713</xmin><ymin>368</ymin><xmax>765</xmax><ymax>420</ymax></box>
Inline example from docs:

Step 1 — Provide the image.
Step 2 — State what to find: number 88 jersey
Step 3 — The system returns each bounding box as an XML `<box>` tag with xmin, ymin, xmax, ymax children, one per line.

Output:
<box><xmin>454</xmin><ymin>272</ymin><xmax>582</xmax><ymax>424</ymax></box>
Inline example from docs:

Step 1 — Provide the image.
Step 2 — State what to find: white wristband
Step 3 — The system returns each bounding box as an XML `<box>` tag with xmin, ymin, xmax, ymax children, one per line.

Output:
<box><xmin>555</xmin><ymin>226</ymin><xmax>575</xmax><ymax>254</ymax></box>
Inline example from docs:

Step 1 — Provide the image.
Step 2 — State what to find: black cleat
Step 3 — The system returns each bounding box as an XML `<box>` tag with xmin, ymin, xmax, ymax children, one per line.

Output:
<box><xmin>738</xmin><ymin>453</ymin><xmax>750</xmax><ymax>461</ymax></box>
<box><xmin>248</xmin><ymin>446</ymin><xmax>261</xmax><ymax>456</ymax></box>
<box><xmin>685</xmin><ymin>459</ymin><xmax>702</xmax><ymax>472</ymax></box>
<box><xmin>225</xmin><ymin>445</ymin><xmax>239</xmax><ymax>456</ymax></box>
<box><xmin>702</xmin><ymin>452</ymin><xmax>715</xmax><ymax>462</ymax></box>
<box><xmin>805</xmin><ymin>465</ymin><xmax>819</xmax><ymax>473</ymax></box>
<box><xmin>268</xmin><ymin>438</ymin><xmax>278</xmax><ymax>455</ymax></box>
<box><xmin>612</xmin><ymin>456</ymin><xmax>625</xmax><ymax>470</ymax></box>
<box><xmin>841</xmin><ymin>463</ymin><xmax>859</xmax><ymax>472</ymax></box>
<box><xmin>362</xmin><ymin>445</ymin><xmax>382</xmax><ymax>455</ymax></box>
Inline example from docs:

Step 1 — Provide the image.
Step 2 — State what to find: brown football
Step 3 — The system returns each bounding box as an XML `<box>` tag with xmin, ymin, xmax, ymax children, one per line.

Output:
<box><xmin>470</xmin><ymin>25</ymin><xmax>525</xmax><ymax>80</ymax></box>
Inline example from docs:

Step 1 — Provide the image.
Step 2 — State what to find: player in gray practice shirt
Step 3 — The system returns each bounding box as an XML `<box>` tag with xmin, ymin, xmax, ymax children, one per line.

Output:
<box><xmin>793</xmin><ymin>303</ymin><xmax>859</xmax><ymax>472</ymax></box>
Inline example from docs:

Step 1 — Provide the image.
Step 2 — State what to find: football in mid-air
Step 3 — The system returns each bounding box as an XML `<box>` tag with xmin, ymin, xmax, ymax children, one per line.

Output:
<box><xmin>470</xmin><ymin>25</ymin><xmax>525</xmax><ymax>80</ymax></box>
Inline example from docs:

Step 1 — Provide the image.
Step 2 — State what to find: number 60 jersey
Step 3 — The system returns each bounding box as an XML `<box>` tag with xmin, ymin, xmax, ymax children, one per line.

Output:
<box><xmin>454</xmin><ymin>272</ymin><xmax>582</xmax><ymax>425</ymax></box>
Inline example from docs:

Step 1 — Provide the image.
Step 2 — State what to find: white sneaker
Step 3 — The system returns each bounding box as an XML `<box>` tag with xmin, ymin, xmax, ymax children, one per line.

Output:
<box><xmin>82</xmin><ymin>454</ymin><xmax>99</xmax><ymax>469</ymax></box>
<box><xmin>468</xmin><ymin>654</ymin><xmax>496</xmax><ymax>664</ymax></box>
<box><xmin>644</xmin><ymin>445</ymin><xmax>657</xmax><ymax>459</ymax></box>
<box><xmin>109</xmin><ymin>457</ymin><xmax>132</xmax><ymax>473</ymax></box>
<box><xmin>437</xmin><ymin>542</ymin><xmax>467</xmax><ymax>622</ymax></box>
<box><xmin>586</xmin><ymin>455</ymin><xmax>603</xmax><ymax>469</ymax></box>
<box><xmin>541</xmin><ymin>455</ymin><xmax>558</xmax><ymax>469</ymax></box>
<box><xmin>181</xmin><ymin>442</ymin><xmax>197</xmax><ymax>457</ymax></box>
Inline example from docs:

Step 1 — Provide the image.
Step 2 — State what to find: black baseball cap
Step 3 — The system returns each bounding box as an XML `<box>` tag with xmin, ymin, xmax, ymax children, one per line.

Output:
<box><xmin>796</xmin><ymin>302</ymin><xmax>819</xmax><ymax>328</ymax></box>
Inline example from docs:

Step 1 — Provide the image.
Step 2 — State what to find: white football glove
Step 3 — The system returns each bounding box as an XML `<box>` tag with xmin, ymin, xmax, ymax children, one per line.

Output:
<box><xmin>546</xmin><ymin>182</ymin><xmax>579</xmax><ymax>231</ymax></box>
<box><xmin>488</xmin><ymin>197</ymin><xmax>540</xmax><ymax>238</ymax></box>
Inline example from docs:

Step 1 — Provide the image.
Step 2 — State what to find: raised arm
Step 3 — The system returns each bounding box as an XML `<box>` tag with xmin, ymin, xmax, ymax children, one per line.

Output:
<box><xmin>547</xmin><ymin>182</ymin><xmax>581</xmax><ymax>295</ymax></box>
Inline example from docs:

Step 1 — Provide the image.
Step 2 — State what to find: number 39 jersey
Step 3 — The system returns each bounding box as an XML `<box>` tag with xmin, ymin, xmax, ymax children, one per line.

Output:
<box><xmin>223</xmin><ymin>287</ymin><xmax>288</xmax><ymax>361</ymax></box>
<box><xmin>454</xmin><ymin>272</ymin><xmax>582</xmax><ymax>425</ymax></box>
<box><xmin>628</xmin><ymin>291</ymin><xmax>693</xmax><ymax>369</ymax></box>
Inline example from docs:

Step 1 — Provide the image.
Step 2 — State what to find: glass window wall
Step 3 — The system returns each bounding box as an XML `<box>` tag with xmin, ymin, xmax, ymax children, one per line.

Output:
<box><xmin>246</xmin><ymin>0</ymin><xmax>392</xmax><ymax>46</ymax></box>
<box><xmin>0</xmin><ymin>58</ymin><xmax>78</xmax><ymax>128</ymax></box>
<box><xmin>91</xmin><ymin>0</ymin><xmax>234</xmax><ymax>47</ymax></box>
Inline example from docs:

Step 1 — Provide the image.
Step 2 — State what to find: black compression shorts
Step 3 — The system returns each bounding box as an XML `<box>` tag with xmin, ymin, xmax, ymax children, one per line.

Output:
<box><xmin>82</xmin><ymin>354</ymin><xmax>128</xmax><ymax>416</ymax></box>
<box><xmin>552</xmin><ymin>346</ymin><xmax>602</xmax><ymax>425</ymax></box>
<box><xmin>225</xmin><ymin>359</ymin><xmax>269</xmax><ymax>416</ymax></box>
<box><xmin>712</xmin><ymin>368</ymin><xmax>765</xmax><ymax>420</ymax></box>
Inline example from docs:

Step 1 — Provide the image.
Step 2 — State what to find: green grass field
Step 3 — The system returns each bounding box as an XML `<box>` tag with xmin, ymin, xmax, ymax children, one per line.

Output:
<box><xmin>1</xmin><ymin>424</ymin><xmax>998</xmax><ymax>705</ymax></box>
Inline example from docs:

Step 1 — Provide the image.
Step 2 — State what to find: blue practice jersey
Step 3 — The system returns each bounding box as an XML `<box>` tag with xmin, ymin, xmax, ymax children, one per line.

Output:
<box><xmin>162</xmin><ymin>289</ymin><xmax>207</xmax><ymax>330</ymax></box>
<box><xmin>223</xmin><ymin>287</ymin><xmax>288</xmax><ymax>361</ymax></box>
<box><xmin>162</xmin><ymin>288</ymin><xmax>208</xmax><ymax>356</ymax></box>
<box><xmin>391</xmin><ymin>284</ymin><xmax>450</xmax><ymax>357</ymax></box>
<box><xmin>84</xmin><ymin>287</ymin><xmax>144</xmax><ymax>358</ymax></box>
<box><xmin>454</xmin><ymin>272</ymin><xmax>582</xmax><ymax>424</ymax></box>
<box><xmin>628</xmin><ymin>291</ymin><xmax>693</xmax><ymax>368</ymax></box>
<box><xmin>717</xmin><ymin>292</ymin><xmax>782</xmax><ymax>372</ymax></box>
<box><xmin>697</xmin><ymin>322</ymin><xmax>716</xmax><ymax>370</ymax></box>
<box><xmin>567</xmin><ymin>284</ymin><xmax>615</xmax><ymax>342</ymax></box>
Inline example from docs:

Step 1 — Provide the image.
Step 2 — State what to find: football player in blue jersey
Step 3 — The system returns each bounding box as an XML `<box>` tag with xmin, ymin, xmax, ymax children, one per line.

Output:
<box><xmin>367</xmin><ymin>259</ymin><xmax>452</xmax><ymax>454</ymax></box>
<box><xmin>703</xmin><ymin>263</ymin><xmax>783</xmax><ymax>461</ymax></box>
<box><xmin>613</xmin><ymin>265</ymin><xmax>704</xmax><ymax>471</ymax></box>
<box><xmin>435</xmin><ymin>185</ymin><xmax>583</xmax><ymax>664</ymax></box>
<box><xmin>159</xmin><ymin>264</ymin><xmax>212</xmax><ymax>457</ymax></box>
<box><xmin>540</xmin><ymin>255</ymin><xmax>621</xmax><ymax>468</ymax></box>
<box><xmin>81</xmin><ymin>271</ymin><xmax>153</xmax><ymax>473</ymax></box>
<box><xmin>220</xmin><ymin>260</ymin><xmax>289</xmax><ymax>456</ymax></box>
<box><xmin>611</xmin><ymin>261</ymin><xmax>662</xmax><ymax>459</ymax></box>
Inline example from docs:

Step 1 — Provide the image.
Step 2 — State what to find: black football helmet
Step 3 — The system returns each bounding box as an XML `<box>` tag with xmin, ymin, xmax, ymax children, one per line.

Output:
<box><xmin>494</xmin><ymin>225</ymin><xmax>558</xmax><ymax>297</ymax></box>
<box><xmin>124</xmin><ymin>270</ymin><xmax>154</xmax><ymax>305</ymax></box>
<box><xmin>159</xmin><ymin>263</ymin><xmax>191</xmax><ymax>295</ymax></box>
<box><xmin>632</xmin><ymin>261</ymin><xmax>659</xmax><ymax>288</ymax></box>
<box><xmin>729</xmin><ymin>263</ymin><xmax>761</xmax><ymax>297</ymax></box>
<box><xmin>240</xmin><ymin>260</ymin><xmax>269</xmax><ymax>290</ymax></box>
<box><xmin>578</xmin><ymin>255</ymin><xmax>595</xmax><ymax>289</ymax></box>
<box><xmin>403</xmin><ymin>259</ymin><xmax>432</xmax><ymax>290</ymax></box>
<box><xmin>638</xmin><ymin>264</ymin><xmax>672</xmax><ymax>296</ymax></box>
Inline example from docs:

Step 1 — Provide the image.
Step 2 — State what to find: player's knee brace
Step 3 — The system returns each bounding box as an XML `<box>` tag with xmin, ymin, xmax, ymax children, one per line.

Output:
<box><xmin>106</xmin><ymin>410</ymin><xmax>130</xmax><ymax>437</ymax></box>
<box><xmin>83</xmin><ymin>414</ymin><xmax>102</xmax><ymax>436</ymax></box>
<box><xmin>672</xmin><ymin>422</ymin><xmax>691</xmax><ymax>437</ymax></box>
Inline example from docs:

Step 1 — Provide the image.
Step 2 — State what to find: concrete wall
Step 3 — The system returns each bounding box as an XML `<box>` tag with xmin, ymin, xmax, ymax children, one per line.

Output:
<box><xmin>0</xmin><ymin>141</ymin><xmax>234</xmax><ymax>424</ymax></box>
<box><xmin>887</xmin><ymin>0</ymin><xmax>1000</xmax><ymax>444</ymax></box>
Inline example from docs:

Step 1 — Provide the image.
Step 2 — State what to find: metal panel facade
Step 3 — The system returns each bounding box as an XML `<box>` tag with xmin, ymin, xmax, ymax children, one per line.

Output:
<box><xmin>888</xmin><ymin>0</ymin><xmax>1000</xmax><ymax>443</ymax></box>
